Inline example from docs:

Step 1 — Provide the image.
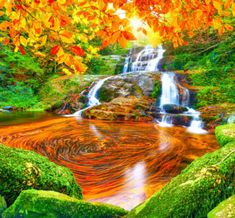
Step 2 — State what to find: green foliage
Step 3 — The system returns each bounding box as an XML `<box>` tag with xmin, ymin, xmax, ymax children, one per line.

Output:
<box><xmin>215</xmin><ymin>124</ymin><xmax>235</xmax><ymax>147</ymax></box>
<box><xmin>3</xmin><ymin>189</ymin><xmax>127</xmax><ymax>218</ymax></box>
<box><xmin>164</xmin><ymin>31</ymin><xmax>235</xmax><ymax>107</ymax></box>
<box><xmin>87</xmin><ymin>55</ymin><xmax>122</xmax><ymax>75</ymax></box>
<box><xmin>127</xmin><ymin>142</ymin><xmax>235</xmax><ymax>218</ymax></box>
<box><xmin>151</xmin><ymin>81</ymin><xmax>161</xmax><ymax>98</ymax></box>
<box><xmin>0</xmin><ymin>82</ymin><xmax>38</xmax><ymax>110</ymax></box>
<box><xmin>208</xmin><ymin>195</ymin><xmax>235</xmax><ymax>218</ymax></box>
<box><xmin>0</xmin><ymin>195</ymin><xmax>7</xmax><ymax>216</ymax></box>
<box><xmin>0</xmin><ymin>144</ymin><xmax>82</xmax><ymax>205</ymax></box>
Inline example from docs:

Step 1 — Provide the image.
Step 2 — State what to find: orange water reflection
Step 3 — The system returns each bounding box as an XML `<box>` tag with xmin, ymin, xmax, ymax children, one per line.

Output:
<box><xmin>0</xmin><ymin>117</ymin><xmax>218</xmax><ymax>210</ymax></box>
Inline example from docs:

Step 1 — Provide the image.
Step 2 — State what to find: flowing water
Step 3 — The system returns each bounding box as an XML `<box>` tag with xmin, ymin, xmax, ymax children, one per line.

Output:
<box><xmin>0</xmin><ymin>45</ymin><xmax>216</xmax><ymax>210</ymax></box>
<box><xmin>0</xmin><ymin>116</ymin><xmax>218</xmax><ymax>210</ymax></box>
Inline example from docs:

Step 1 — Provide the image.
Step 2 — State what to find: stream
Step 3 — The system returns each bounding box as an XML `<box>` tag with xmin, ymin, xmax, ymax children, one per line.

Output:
<box><xmin>0</xmin><ymin>45</ymin><xmax>219</xmax><ymax>210</ymax></box>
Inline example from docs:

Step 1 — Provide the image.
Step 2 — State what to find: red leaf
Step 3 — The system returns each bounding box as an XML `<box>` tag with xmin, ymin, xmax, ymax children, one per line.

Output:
<box><xmin>123</xmin><ymin>31</ymin><xmax>136</xmax><ymax>40</ymax></box>
<box><xmin>51</xmin><ymin>45</ymin><xmax>60</xmax><ymax>56</ymax></box>
<box><xmin>70</xmin><ymin>46</ymin><xmax>85</xmax><ymax>56</ymax></box>
<box><xmin>19</xmin><ymin>46</ymin><xmax>26</xmax><ymax>55</ymax></box>
<box><xmin>48</xmin><ymin>0</ymin><xmax>54</xmax><ymax>4</ymax></box>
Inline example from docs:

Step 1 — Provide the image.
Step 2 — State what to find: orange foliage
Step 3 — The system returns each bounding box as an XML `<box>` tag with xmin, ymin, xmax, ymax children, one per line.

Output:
<box><xmin>0</xmin><ymin>0</ymin><xmax>234</xmax><ymax>73</ymax></box>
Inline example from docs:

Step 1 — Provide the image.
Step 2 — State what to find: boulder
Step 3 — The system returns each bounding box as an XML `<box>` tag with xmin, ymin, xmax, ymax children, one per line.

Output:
<box><xmin>83</xmin><ymin>96</ymin><xmax>155</xmax><ymax>121</ymax></box>
<box><xmin>98</xmin><ymin>72</ymin><xmax>161</xmax><ymax>103</ymax></box>
<box><xmin>215</xmin><ymin>124</ymin><xmax>235</xmax><ymax>147</ymax></box>
<box><xmin>2</xmin><ymin>189</ymin><xmax>127</xmax><ymax>218</ymax></box>
<box><xmin>162</xmin><ymin>104</ymin><xmax>188</xmax><ymax>114</ymax></box>
<box><xmin>127</xmin><ymin>143</ymin><xmax>235</xmax><ymax>218</ymax></box>
<box><xmin>0</xmin><ymin>195</ymin><xmax>7</xmax><ymax>216</ymax></box>
<box><xmin>207</xmin><ymin>195</ymin><xmax>235</xmax><ymax>218</ymax></box>
<box><xmin>0</xmin><ymin>144</ymin><xmax>82</xmax><ymax>205</ymax></box>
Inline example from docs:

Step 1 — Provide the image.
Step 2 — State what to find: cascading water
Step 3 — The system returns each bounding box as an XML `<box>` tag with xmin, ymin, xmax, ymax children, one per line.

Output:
<box><xmin>130</xmin><ymin>45</ymin><xmax>165</xmax><ymax>72</ymax></box>
<box><xmin>72</xmin><ymin>76</ymin><xmax>112</xmax><ymax>116</ymax></box>
<box><xmin>157</xmin><ymin>72</ymin><xmax>207</xmax><ymax>134</ymax></box>
<box><xmin>72</xmin><ymin>45</ymin><xmax>163</xmax><ymax>117</ymax></box>
<box><xmin>160</xmin><ymin>73</ymin><xmax>179</xmax><ymax>106</ymax></box>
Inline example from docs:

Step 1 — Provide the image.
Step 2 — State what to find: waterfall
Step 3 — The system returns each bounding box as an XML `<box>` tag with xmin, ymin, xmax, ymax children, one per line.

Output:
<box><xmin>157</xmin><ymin>72</ymin><xmax>207</xmax><ymax>134</ymax></box>
<box><xmin>72</xmin><ymin>76</ymin><xmax>112</xmax><ymax>117</ymax></box>
<box><xmin>122</xmin><ymin>45</ymin><xmax>165</xmax><ymax>73</ymax></box>
<box><xmin>122</xmin><ymin>56</ymin><xmax>130</xmax><ymax>73</ymax></box>
<box><xmin>72</xmin><ymin>45</ymin><xmax>164</xmax><ymax>117</ymax></box>
<box><xmin>160</xmin><ymin>73</ymin><xmax>179</xmax><ymax>107</ymax></box>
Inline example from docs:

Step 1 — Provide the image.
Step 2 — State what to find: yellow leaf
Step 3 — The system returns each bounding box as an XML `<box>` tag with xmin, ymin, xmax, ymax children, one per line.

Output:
<box><xmin>40</xmin><ymin>35</ymin><xmax>47</xmax><ymax>46</ymax></box>
<box><xmin>146</xmin><ymin>28</ymin><xmax>161</xmax><ymax>47</ymax></box>
<box><xmin>20</xmin><ymin>36</ymin><xmax>28</xmax><ymax>47</ymax></box>
<box><xmin>232</xmin><ymin>2</ymin><xmax>235</xmax><ymax>16</ymax></box>
<box><xmin>212</xmin><ymin>18</ymin><xmax>222</xmax><ymax>29</ymax></box>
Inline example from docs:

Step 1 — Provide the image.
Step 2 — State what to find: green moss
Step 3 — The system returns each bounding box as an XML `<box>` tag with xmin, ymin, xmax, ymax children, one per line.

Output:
<box><xmin>215</xmin><ymin>124</ymin><xmax>235</xmax><ymax>147</ymax></box>
<box><xmin>0</xmin><ymin>145</ymin><xmax>82</xmax><ymax>205</ymax></box>
<box><xmin>151</xmin><ymin>81</ymin><xmax>161</xmax><ymax>99</ymax></box>
<box><xmin>0</xmin><ymin>195</ymin><xmax>7</xmax><ymax>216</ymax></box>
<box><xmin>127</xmin><ymin>143</ymin><xmax>235</xmax><ymax>218</ymax></box>
<box><xmin>207</xmin><ymin>195</ymin><xmax>235</xmax><ymax>218</ymax></box>
<box><xmin>2</xmin><ymin>189</ymin><xmax>127</xmax><ymax>218</ymax></box>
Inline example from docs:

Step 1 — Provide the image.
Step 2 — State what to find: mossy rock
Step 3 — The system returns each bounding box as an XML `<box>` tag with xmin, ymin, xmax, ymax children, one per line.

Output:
<box><xmin>127</xmin><ymin>143</ymin><xmax>235</xmax><ymax>218</ymax></box>
<box><xmin>2</xmin><ymin>189</ymin><xmax>128</xmax><ymax>218</ymax></box>
<box><xmin>207</xmin><ymin>195</ymin><xmax>235</xmax><ymax>218</ymax></box>
<box><xmin>0</xmin><ymin>195</ymin><xmax>7</xmax><ymax>216</ymax></box>
<box><xmin>0</xmin><ymin>145</ymin><xmax>82</xmax><ymax>205</ymax></box>
<box><xmin>215</xmin><ymin>124</ymin><xmax>235</xmax><ymax>147</ymax></box>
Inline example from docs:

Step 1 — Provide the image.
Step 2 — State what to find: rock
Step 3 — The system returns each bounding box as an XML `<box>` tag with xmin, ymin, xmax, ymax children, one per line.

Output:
<box><xmin>0</xmin><ymin>195</ymin><xmax>7</xmax><ymax>216</ymax></box>
<box><xmin>127</xmin><ymin>143</ymin><xmax>235</xmax><ymax>218</ymax></box>
<box><xmin>215</xmin><ymin>124</ymin><xmax>235</xmax><ymax>147</ymax></box>
<box><xmin>162</xmin><ymin>104</ymin><xmax>188</xmax><ymax>114</ymax></box>
<box><xmin>0</xmin><ymin>109</ymin><xmax>10</xmax><ymax>113</ymax></box>
<box><xmin>2</xmin><ymin>189</ymin><xmax>127</xmax><ymax>218</ymax></box>
<box><xmin>0</xmin><ymin>144</ymin><xmax>82</xmax><ymax>205</ymax></box>
<box><xmin>99</xmin><ymin>72</ymin><xmax>161</xmax><ymax>103</ymax></box>
<box><xmin>227</xmin><ymin>114</ymin><xmax>235</xmax><ymax>124</ymax></box>
<box><xmin>83</xmin><ymin>96</ymin><xmax>156</xmax><ymax>121</ymax></box>
<box><xmin>198</xmin><ymin>104</ymin><xmax>235</xmax><ymax>130</ymax></box>
<box><xmin>207</xmin><ymin>195</ymin><xmax>235</xmax><ymax>218</ymax></box>
<box><xmin>2</xmin><ymin>106</ymin><xmax>13</xmax><ymax>111</ymax></box>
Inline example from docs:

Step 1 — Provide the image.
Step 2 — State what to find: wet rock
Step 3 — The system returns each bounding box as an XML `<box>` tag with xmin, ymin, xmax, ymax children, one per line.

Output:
<box><xmin>83</xmin><ymin>96</ymin><xmax>156</xmax><ymax>121</ymax></box>
<box><xmin>2</xmin><ymin>190</ymin><xmax>127</xmax><ymax>218</ymax></box>
<box><xmin>2</xmin><ymin>106</ymin><xmax>13</xmax><ymax>111</ymax></box>
<box><xmin>162</xmin><ymin>104</ymin><xmax>188</xmax><ymax>114</ymax></box>
<box><xmin>198</xmin><ymin>104</ymin><xmax>235</xmax><ymax>131</ymax></box>
<box><xmin>0</xmin><ymin>144</ymin><xmax>82</xmax><ymax>205</ymax></box>
<box><xmin>99</xmin><ymin>72</ymin><xmax>161</xmax><ymax>102</ymax></box>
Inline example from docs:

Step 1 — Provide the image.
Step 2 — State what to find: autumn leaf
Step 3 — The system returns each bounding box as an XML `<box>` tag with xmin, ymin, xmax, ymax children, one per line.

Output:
<box><xmin>51</xmin><ymin>45</ymin><xmax>60</xmax><ymax>55</ymax></box>
<box><xmin>19</xmin><ymin>46</ymin><xmax>26</xmax><ymax>55</ymax></box>
<box><xmin>70</xmin><ymin>46</ymin><xmax>85</xmax><ymax>56</ymax></box>
<box><xmin>119</xmin><ymin>35</ymin><xmax>127</xmax><ymax>48</ymax></box>
<box><xmin>123</xmin><ymin>31</ymin><xmax>136</xmax><ymax>40</ymax></box>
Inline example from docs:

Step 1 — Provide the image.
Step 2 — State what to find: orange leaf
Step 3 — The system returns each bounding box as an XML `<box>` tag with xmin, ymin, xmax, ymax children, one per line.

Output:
<box><xmin>70</xmin><ymin>46</ymin><xmax>85</xmax><ymax>56</ymax></box>
<box><xmin>123</xmin><ymin>31</ymin><xmax>136</xmax><ymax>40</ymax></box>
<box><xmin>51</xmin><ymin>45</ymin><xmax>60</xmax><ymax>55</ymax></box>
<box><xmin>119</xmin><ymin>34</ymin><xmax>127</xmax><ymax>48</ymax></box>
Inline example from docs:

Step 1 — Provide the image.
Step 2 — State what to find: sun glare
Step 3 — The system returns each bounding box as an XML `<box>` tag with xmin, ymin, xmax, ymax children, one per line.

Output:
<box><xmin>129</xmin><ymin>18</ymin><xmax>143</xmax><ymax>30</ymax></box>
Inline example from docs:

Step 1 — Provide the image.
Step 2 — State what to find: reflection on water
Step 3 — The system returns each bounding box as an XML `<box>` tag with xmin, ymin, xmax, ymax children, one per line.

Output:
<box><xmin>0</xmin><ymin>117</ymin><xmax>218</xmax><ymax>210</ymax></box>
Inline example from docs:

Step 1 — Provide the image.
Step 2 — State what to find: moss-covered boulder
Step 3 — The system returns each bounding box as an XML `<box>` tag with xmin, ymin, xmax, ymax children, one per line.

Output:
<box><xmin>0</xmin><ymin>195</ymin><xmax>7</xmax><ymax>216</ymax></box>
<box><xmin>207</xmin><ymin>195</ymin><xmax>235</xmax><ymax>218</ymax></box>
<box><xmin>127</xmin><ymin>143</ymin><xmax>235</xmax><ymax>218</ymax></box>
<box><xmin>3</xmin><ymin>189</ymin><xmax>127</xmax><ymax>218</ymax></box>
<box><xmin>215</xmin><ymin>124</ymin><xmax>235</xmax><ymax>147</ymax></box>
<box><xmin>0</xmin><ymin>145</ymin><xmax>82</xmax><ymax>205</ymax></box>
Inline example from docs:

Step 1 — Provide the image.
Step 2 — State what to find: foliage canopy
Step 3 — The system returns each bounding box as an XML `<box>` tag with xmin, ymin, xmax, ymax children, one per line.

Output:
<box><xmin>0</xmin><ymin>0</ymin><xmax>234</xmax><ymax>73</ymax></box>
